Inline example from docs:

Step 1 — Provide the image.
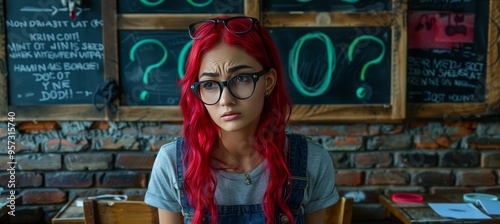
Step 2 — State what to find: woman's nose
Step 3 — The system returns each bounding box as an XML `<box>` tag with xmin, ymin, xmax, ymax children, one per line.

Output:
<box><xmin>218</xmin><ymin>86</ymin><xmax>236</xmax><ymax>106</ymax></box>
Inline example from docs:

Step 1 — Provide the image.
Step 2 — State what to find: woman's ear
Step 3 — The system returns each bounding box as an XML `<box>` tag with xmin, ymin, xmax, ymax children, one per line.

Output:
<box><xmin>265</xmin><ymin>68</ymin><xmax>277</xmax><ymax>94</ymax></box>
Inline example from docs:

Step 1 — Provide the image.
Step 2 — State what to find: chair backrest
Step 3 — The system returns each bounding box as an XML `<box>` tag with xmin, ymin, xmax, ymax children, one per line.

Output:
<box><xmin>83</xmin><ymin>199</ymin><xmax>159</xmax><ymax>224</ymax></box>
<box><xmin>324</xmin><ymin>197</ymin><xmax>354</xmax><ymax>224</ymax></box>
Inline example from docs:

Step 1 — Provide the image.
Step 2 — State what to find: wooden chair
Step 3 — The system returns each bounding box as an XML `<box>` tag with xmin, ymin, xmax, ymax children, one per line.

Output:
<box><xmin>324</xmin><ymin>197</ymin><xmax>354</xmax><ymax>224</ymax></box>
<box><xmin>83</xmin><ymin>197</ymin><xmax>159</xmax><ymax>224</ymax></box>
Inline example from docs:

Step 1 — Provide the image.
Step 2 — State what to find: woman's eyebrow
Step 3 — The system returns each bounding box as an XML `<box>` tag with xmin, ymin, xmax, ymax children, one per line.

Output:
<box><xmin>199</xmin><ymin>65</ymin><xmax>254</xmax><ymax>78</ymax></box>
<box><xmin>227</xmin><ymin>65</ymin><xmax>253</xmax><ymax>73</ymax></box>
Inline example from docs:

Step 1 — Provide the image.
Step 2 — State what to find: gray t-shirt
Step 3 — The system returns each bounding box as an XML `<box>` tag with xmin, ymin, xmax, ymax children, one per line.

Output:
<box><xmin>145</xmin><ymin>138</ymin><xmax>338</xmax><ymax>214</ymax></box>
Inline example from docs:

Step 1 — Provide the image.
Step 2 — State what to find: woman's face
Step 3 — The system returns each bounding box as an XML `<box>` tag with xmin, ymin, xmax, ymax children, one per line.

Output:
<box><xmin>198</xmin><ymin>42</ymin><xmax>275</xmax><ymax>133</ymax></box>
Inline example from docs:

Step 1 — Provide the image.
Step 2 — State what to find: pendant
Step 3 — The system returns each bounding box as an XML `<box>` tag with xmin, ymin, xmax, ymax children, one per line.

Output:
<box><xmin>243</xmin><ymin>173</ymin><xmax>251</xmax><ymax>185</ymax></box>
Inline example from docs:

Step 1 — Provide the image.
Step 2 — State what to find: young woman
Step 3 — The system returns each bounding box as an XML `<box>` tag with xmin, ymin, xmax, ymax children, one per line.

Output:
<box><xmin>145</xmin><ymin>16</ymin><xmax>338</xmax><ymax>224</ymax></box>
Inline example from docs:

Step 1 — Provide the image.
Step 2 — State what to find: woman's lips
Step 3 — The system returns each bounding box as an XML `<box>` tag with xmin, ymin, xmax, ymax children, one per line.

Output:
<box><xmin>221</xmin><ymin>112</ymin><xmax>241</xmax><ymax>121</ymax></box>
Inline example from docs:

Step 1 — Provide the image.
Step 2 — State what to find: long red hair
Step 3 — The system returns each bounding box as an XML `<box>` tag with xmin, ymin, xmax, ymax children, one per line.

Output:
<box><xmin>178</xmin><ymin>16</ymin><xmax>293</xmax><ymax>224</ymax></box>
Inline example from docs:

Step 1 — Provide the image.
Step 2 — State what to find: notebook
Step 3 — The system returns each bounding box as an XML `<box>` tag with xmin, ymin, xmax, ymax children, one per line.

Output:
<box><xmin>477</xmin><ymin>200</ymin><xmax>500</xmax><ymax>215</ymax></box>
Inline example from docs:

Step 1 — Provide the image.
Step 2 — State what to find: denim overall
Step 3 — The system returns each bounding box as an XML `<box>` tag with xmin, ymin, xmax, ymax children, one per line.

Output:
<box><xmin>175</xmin><ymin>134</ymin><xmax>308</xmax><ymax>224</ymax></box>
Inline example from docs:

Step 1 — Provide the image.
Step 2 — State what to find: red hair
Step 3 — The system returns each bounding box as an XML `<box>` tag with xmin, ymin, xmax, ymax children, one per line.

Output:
<box><xmin>178</xmin><ymin>16</ymin><xmax>293</xmax><ymax>224</ymax></box>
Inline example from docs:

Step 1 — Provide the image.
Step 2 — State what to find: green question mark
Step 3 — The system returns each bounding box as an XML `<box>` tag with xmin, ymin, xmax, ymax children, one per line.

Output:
<box><xmin>130</xmin><ymin>39</ymin><xmax>168</xmax><ymax>101</ymax></box>
<box><xmin>348</xmin><ymin>35</ymin><xmax>385</xmax><ymax>100</ymax></box>
<box><xmin>177</xmin><ymin>40</ymin><xmax>193</xmax><ymax>80</ymax></box>
<box><xmin>140</xmin><ymin>0</ymin><xmax>165</xmax><ymax>6</ymax></box>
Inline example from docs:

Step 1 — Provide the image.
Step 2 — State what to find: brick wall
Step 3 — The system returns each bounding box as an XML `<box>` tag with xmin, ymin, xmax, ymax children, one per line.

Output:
<box><xmin>1</xmin><ymin>120</ymin><xmax>499</xmax><ymax>223</ymax></box>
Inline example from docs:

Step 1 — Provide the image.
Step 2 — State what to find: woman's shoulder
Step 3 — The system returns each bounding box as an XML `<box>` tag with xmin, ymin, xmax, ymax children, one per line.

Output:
<box><xmin>155</xmin><ymin>139</ymin><xmax>179</xmax><ymax>164</ymax></box>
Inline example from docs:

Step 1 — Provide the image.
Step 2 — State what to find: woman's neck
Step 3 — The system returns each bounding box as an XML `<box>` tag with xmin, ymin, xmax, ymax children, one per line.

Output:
<box><xmin>216</xmin><ymin>130</ymin><xmax>263</xmax><ymax>173</ymax></box>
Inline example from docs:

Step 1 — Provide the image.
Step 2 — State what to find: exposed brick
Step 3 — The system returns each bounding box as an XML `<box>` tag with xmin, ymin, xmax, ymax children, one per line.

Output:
<box><xmin>11</xmin><ymin>206</ymin><xmax>45</xmax><ymax>224</ymax></box>
<box><xmin>17</xmin><ymin>135</ymin><xmax>40</xmax><ymax>152</ymax></box>
<box><xmin>368</xmin><ymin>124</ymin><xmax>404</xmax><ymax>135</ymax></box>
<box><xmin>353</xmin><ymin>152</ymin><xmax>392</xmax><ymax>168</ymax></box>
<box><xmin>97</xmin><ymin>171</ymin><xmax>147</xmax><ymax>188</ymax></box>
<box><xmin>467</xmin><ymin>136</ymin><xmax>500</xmax><ymax>149</ymax></box>
<box><xmin>335</xmin><ymin>171</ymin><xmax>364</xmax><ymax>186</ymax></box>
<box><xmin>430</xmin><ymin>187</ymin><xmax>474</xmax><ymax>194</ymax></box>
<box><xmin>43</xmin><ymin>138</ymin><xmax>89</xmax><ymax>152</ymax></box>
<box><xmin>17</xmin><ymin>154</ymin><xmax>62</xmax><ymax>170</ymax></box>
<box><xmin>116</xmin><ymin>153</ymin><xmax>156</xmax><ymax>170</ymax></box>
<box><xmin>395</xmin><ymin>151</ymin><xmax>438</xmax><ymax>167</ymax></box>
<box><xmin>45</xmin><ymin>172</ymin><xmax>93</xmax><ymax>188</ymax></box>
<box><xmin>59</xmin><ymin>121</ymin><xmax>93</xmax><ymax>135</ymax></box>
<box><xmin>441</xmin><ymin>125</ymin><xmax>474</xmax><ymax>136</ymax></box>
<box><xmin>476</xmin><ymin>123</ymin><xmax>500</xmax><ymax>135</ymax></box>
<box><xmin>18</xmin><ymin>121</ymin><xmax>60</xmax><ymax>133</ymax></box>
<box><xmin>142</xmin><ymin>124</ymin><xmax>182</xmax><ymax>136</ymax></box>
<box><xmin>0</xmin><ymin>172</ymin><xmax>43</xmax><ymax>188</ymax></box>
<box><xmin>92</xmin><ymin>137</ymin><xmax>139</xmax><ymax>150</ymax></box>
<box><xmin>456</xmin><ymin>170</ymin><xmax>497</xmax><ymax>186</ymax></box>
<box><xmin>366</xmin><ymin>170</ymin><xmax>409</xmax><ymax>185</ymax></box>
<box><xmin>0</xmin><ymin>126</ymin><xmax>8</xmax><ymax>138</ymax></box>
<box><xmin>64</xmin><ymin>153</ymin><xmax>112</xmax><ymax>170</ymax></box>
<box><xmin>440</xmin><ymin>150</ymin><xmax>480</xmax><ymax>167</ymax></box>
<box><xmin>91</xmin><ymin>121</ymin><xmax>110</xmax><ymax>130</ymax></box>
<box><xmin>329</xmin><ymin>152</ymin><xmax>351</xmax><ymax>169</ymax></box>
<box><xmin>366</xmin><ymin>134</ymin><xmax>411</xmax><ymax>150</ymax></box>
<box><xmin>482</xmin><ymin>151</ymin><xmax>500</xmax><ymax>168</ymax></box>
<box><xmin>293</xmin><ymin>124</ymin><xmax>369</xmax><ymax>136</ymax></box>
<box><xmin>22</xmin><ymin>189</ymin><xmax>67</xmax><ymax>204</ymax></box>
<box><xmin>0</xmin><ymin>156</ymin><xmax>14</xmax><ymax>170</ymax></box>
<box><xmin>324</xmin><ymin>136</ymin><xmax>364</xmax><ymax>151</ymax></box>
<box><xmin>150</xmin><ymin>139</ymin><xmax>173</xmax><ymax>151</ymax></box>
<box><xmin>414</xmin><ymin>135</ymin><xmax>460</xmax><ymax>149</ymax></box>
<box><xmin>408</xmin><ymin>121</ymin><xmax>428</xmax><ymax>129</ymax></box>
<box><xmin>443</xmin><ymin>121</ymin><xmax>477</xmax><ymax>129</ymax></box>
<box><xmin>412</xmin><ymin>170</ymin><xmax>454</xmax><ymax>186</ymax></box>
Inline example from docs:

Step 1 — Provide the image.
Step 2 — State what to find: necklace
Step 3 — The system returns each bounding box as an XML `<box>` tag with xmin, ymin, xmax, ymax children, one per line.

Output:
<box><xmin>219</xmin><ymin>142</ymin><xmax>263</xmax><ymax>185</ymax></box>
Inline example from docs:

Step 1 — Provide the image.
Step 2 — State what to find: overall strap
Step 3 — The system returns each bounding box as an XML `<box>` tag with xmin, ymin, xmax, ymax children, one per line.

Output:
<box><xmin>286</xmin><ymin>134</ymin><xmax>308</xmax><ymax>215</ymax></box>
<box><xmin>175</xmin><ymin>137</ymin><xmax>193</xmax><ymax>218</ymax></box>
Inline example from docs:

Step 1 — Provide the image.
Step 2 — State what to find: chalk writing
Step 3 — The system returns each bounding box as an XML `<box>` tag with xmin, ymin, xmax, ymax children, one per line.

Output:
<box><xmin>6</xmin><ymin>0</ymin><xmax>104</xmax><ymax>105</ymax></box>
<box><xmin>407</xmin><ymin>0</ymin><xmax>489</xmax><ymax>103</ymax></box>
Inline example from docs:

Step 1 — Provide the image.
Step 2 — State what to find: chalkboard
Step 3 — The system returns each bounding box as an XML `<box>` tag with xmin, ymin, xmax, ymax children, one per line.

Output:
<box><xmin>6</xmin><ymin>0</ymin><xmax>104</xmax><ymax>105</ymax></box>
<box><xmin>118</xmin><ymin>0</ymin><xmax>244</xmax><ymax>14</ymax></box>
<box><xmin>268</xmin><ymin>27</ymin><xmax>392</xmax><ymax>105</ymax></box>
<box><xmin>263</xmin><ymin>0</ymin><xmax>391</xmax><ymax>12</ymax></box>
<box><xmin>406</xmin><ymin>0</ymin><xmax>489</xmax><ymax>103</ymax></box>
<box><xmin>119</xmin><ymin>31</ymin><xmax>192</xmax><ymax>106</ymax></box>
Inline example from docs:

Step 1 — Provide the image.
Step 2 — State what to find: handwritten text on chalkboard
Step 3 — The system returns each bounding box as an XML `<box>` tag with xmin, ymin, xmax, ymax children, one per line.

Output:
<box><xmin>6</xmin><ymin>0</ymin><xmax>103</xmax><ymax>105</ymax></box>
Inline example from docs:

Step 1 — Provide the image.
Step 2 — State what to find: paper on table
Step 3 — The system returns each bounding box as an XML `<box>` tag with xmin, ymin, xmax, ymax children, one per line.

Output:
<box><xmin>477</xmin><ymin>200</ymin><xmax>500</xmax><ymax>215</ymax></box>
<box><xmin>428</xmin><ymin>203</ymin><xmax>491</xmax><ymax>219</ymax></box>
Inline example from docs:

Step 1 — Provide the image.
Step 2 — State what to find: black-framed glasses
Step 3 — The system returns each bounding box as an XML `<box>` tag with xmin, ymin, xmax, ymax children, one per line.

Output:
<box><xmin>190</xmin><ymin>69</ymin><xmax>269</xmax><ymax>105</ymax></box>
<box><xmin>188</xmin><ymin>16</ymin><xmax>261</xmax><ymax>40</ymax></box>
<box><xmin>188</xmin><ymin>16</ymin><xmax>272</xmax><ymax>60</ymax></box>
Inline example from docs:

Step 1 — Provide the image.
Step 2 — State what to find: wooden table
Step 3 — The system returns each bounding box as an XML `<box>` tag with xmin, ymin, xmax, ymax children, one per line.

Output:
<box><xmin>0</xmin><ymin>194</ymin><xmax>22</xmax><ymax>224</ymax></box>
<box><xmin>52</xmin><ymin>195</ymin><xmax>146</xmax><ymax>224</ymax></box>
<box><xmin>379</xmin><ymin>194</ymin><xmax>500</xmax><ymax>224</ymax></box>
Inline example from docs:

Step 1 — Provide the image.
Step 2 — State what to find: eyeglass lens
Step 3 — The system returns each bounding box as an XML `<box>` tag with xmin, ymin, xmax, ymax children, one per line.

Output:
<box><xmin>198</xmin><ymin>75</ymin><xmax>255</xmax><ymax>105</ymax></box>
<box><xmin>190</xmin><ymin>17</ymin><xmax>255</xmax><ymax>40</ymax></box>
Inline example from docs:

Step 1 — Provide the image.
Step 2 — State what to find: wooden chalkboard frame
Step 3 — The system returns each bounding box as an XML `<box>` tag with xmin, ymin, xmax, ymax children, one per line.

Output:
<box><xmin>262</xmin><ymin>0</ymin><xmax>407</xmax><ymax>122</ymax></box>
<box><xmin>0</xmin><ymin>0</ymin><xmax>105</xmax><ymax>121</ymax></box>
<box><xmin>407</xmin><ymin>0</ymin><xmax>500</xmax><ymax>118</ymax></box>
